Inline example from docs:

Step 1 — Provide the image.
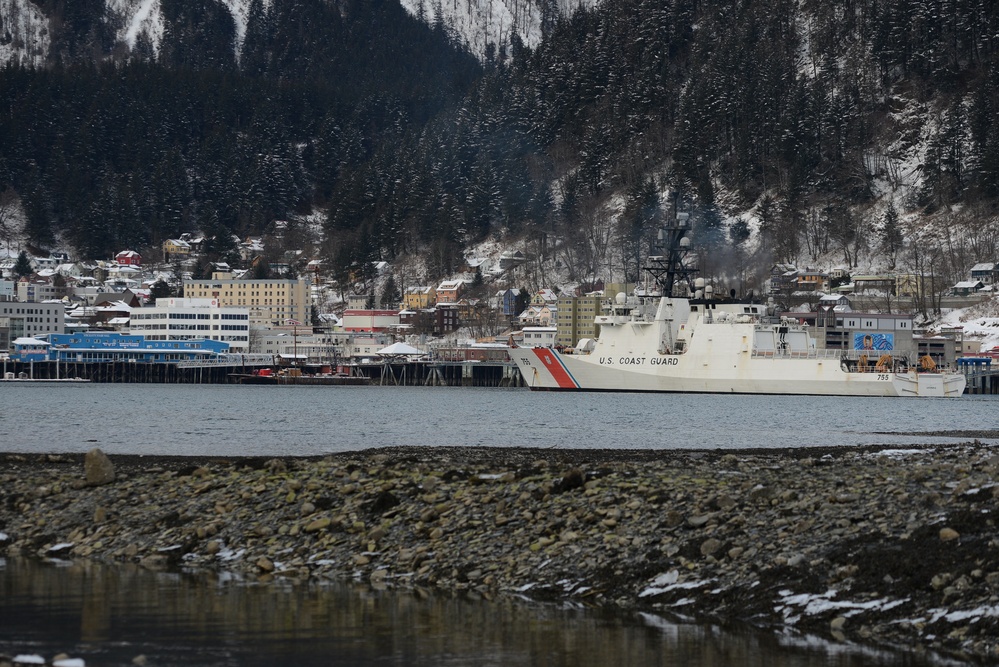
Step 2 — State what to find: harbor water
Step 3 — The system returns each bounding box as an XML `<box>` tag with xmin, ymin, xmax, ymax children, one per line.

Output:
<box><xmin>0</xmin><ymin>384</ymin><xmax>997</xmax><ymax>456</ymax></box>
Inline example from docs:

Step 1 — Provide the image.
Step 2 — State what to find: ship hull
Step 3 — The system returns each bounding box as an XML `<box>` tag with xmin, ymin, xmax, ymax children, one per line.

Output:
<box><xmin>509</xmin><ymin>347</ymin><xmax>966</xmax><ymax>397</ymax></box>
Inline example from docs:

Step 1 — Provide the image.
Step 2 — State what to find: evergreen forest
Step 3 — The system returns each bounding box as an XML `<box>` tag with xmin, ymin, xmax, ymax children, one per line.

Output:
<box><xmin>2</xmin><ymin>0</ymin><xmax>999</xmax><ymax>290</ymax></box>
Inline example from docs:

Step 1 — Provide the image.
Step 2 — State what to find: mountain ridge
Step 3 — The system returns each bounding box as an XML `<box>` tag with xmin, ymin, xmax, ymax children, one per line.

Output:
<box><xmin>0</xmin><ymin>0</ymin><xmax>997</xmax><ymax>312</ymax></box>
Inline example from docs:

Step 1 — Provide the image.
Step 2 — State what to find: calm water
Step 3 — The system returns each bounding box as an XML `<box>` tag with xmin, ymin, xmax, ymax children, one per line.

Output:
<box><xmin>0</xmin><ymin>558</ymin><xmax>949</xmax><ymax>667</ymax></box>
<box><xmin>0</xmin><ymin>383</ymin><xmax>997</xmax><ymax>455</ymax></box>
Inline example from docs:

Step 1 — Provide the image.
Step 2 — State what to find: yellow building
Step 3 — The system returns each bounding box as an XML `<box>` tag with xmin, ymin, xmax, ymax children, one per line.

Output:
<box><xmin>895</xmin><ymin>274</ymin><xmax>924</xmax><ymax>298</ymax></box>
<box><xmin>403</xmin><ymin>286</ymin><xmax>436</xmax><ymax>310</ymax></box>
<box><xmin>184</xmin><ymin>272</ymin><xmax>311</xmax><ymax>330</ymax></box>
<box><xmin>163</xmin><ymin>239</ymin><xmax>192</xmax><ymax>257</ymax></box>
<box><xmin>555</xmin><ymin>295</ymin><xmax>602</xmax><ymax>348</ymax></box>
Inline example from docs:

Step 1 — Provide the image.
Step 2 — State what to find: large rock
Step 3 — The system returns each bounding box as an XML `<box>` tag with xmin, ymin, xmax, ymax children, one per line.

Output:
<box><xmin>84</xmin><ymin>448</ymin><xmax>115</xmax><ymax>486</ymax></box>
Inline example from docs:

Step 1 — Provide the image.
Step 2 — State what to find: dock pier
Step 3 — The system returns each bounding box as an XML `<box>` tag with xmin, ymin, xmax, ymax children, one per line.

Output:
<box><xmin>1</xmin><ymin>358</ymin><xmax>525</xmax><ymax>387</ymax></box>
<box><xmin>361</xmin><ymin>360</ymin><xmax>523</xmax><ymax>387</ymax></box>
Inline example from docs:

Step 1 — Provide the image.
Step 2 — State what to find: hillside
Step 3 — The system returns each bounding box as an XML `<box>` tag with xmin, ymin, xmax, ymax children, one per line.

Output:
<box><xmin>1</xmin><ymin>0</ymin><xmax>998</xmax><ymax>304</ymax></box>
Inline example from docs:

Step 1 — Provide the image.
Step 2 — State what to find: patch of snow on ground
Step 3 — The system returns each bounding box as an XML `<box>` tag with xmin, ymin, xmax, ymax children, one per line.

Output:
<box><xmin>52</xmin><ymin>659</ymin><xmax>86</xmax><ymax>667</ymax></box>
<box><xmin>650</xmin><ymin>570</ymin><xmax>679</xmax><ymax>587</ymax></box>
<box><xmin>216</xmin><ymin>547</ymin><xmax>245</xmax><ymax>562</ymax></box>
<box><xmin>938</xmin><ymin>296</ymin><xmax>999</xmax><ymax>353</ymax></box>
<box><xmin>928</xmin><ymin>605</ymin><xmax>999</xmax><ymax>624</ymax></box>
<box><xmin>872</xmin><ymin>449</ymin><xmax>931</xmax><ymax>458</ymax></box>
<box><xmin>639</xmin><ymin>577</ymin><xmax>715</xmax><ymax>598</ymax></box>
<box><xmin>776</xmin><ymin>589</ymin><xmax>910</xmax><ymax>620</ymax></box>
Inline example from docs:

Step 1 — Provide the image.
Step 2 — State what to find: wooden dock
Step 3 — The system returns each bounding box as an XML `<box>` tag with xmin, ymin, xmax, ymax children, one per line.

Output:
<box><xmin>963</xmin><ymin>368</ymin><xmax>999</xmax><ymax>394</ymax></box>
<box><xmin>0</xmin><ymin>358</ymin><xmax>525</xmax><ymax>387</ymax></box>
<box><xmin>357</xmin><ymin>360</ymin><xmax>524</xmax><ymax>387</ymax></box>
<box><xmin>1</xmin><ymin>359</ymin><xmax>265</xmax><ymax>384</ymax></box>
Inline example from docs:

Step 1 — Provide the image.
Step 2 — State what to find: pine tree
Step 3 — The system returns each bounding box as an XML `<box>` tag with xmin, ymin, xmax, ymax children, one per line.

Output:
<box><xmin>13</xmin><ymin>250</ymin><xmax>33</xmax><ymax>279</ymax></box>
<box><xmin>381</xmin><ymin>274</ymin><xmax>401</xmax><ymax>308</ymax></box>
<box><xmin>880</xmin><ymin>201</ymin><xmax>903</xmax><ymax>269</ymax></box>
<box><xmin>149</xmin><ymin>279</ymin><xmax>173</xmax><ymax>302</ymax></box>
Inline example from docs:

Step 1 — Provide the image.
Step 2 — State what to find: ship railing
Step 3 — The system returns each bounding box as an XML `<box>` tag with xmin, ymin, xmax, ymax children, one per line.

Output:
<box><xmin>839</xmin><ymin>350</ymin><xmax>913</xmax><ymax>362</ymax></box>
<box><xmin>751</xmin><ymin>348</ymin><xmax>843</xmax><ymax>360</ymax></box>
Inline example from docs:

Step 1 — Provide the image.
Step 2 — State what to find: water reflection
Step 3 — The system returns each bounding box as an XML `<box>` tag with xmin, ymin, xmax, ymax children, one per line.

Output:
<box><xmin>0</xmin><ymin>558</ymin><xmax>951</xmax><ymax>667</ymax></box>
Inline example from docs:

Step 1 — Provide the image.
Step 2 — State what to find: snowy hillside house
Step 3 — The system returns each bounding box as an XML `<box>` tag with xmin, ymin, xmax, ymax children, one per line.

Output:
<box><xmin>498</xmin><ymin>251</ymin><xmax>526</xmax><ymax>270</ymax></box>
<box><xmin>115</xmin><ymin>250</ymin><xmax>141</xmax><ymax>266</ymax></box>
<box><xmin>240</xmin><ymin>237</ymin><xmax>265</xmax><ymax>262</ymax></box>
<box><xmin>769</xmin><ymin>265</ymin><xmax>798</xmax><ymax>294</ymax></box>
<box><xmin>853</xmin><ymin>275</ymin><xmax>897</xmax><ymax>295</ymax></box>
<box><xmin>971</xmin><ymin>262</ymin><xmax>998</xmax><ymax>285</ymax></box>
<box><xmin>796</xmin><ymin>270</ymin><xmax>827</xmax><ymax>292</ymax></box>
<box><xmin>495</xmin><ymin>288</ymin><xmax>518</xmax><ymax>316</ymax></box>
<box><xmin>403</xmin><ymin>286</ymin><xmax>435</xmax><ymax>310</ymax></box>
<box><xmin>434</xmin><ymin>304</ymin><xmax>460</xmax><ymax>334</ymax></box>
<box><xmin>895</xmin><ymin>274</ymin><xmax>924</xmax><ymax>298</ymax></box>
<box><xmin>342</xmin><ymin>308</ymin><xmax>401</xmax><ymax>333</ymax></box>
<box><xmin>435</xmin><ymin>279</ymin><xmax>465</xmax><ymax>304</ymax></box>
<box><xmin>518</xmin><ymin>304</ymin><xmax>555</xmax><ymax>327</ymax></box>
<box><xmin>163</xmin><ymin>239</ymin><xmax>192</xmax><ymax>259</ymax></box>
<box><xmin>16</xmin><ymin>275</ymin><xmax>68</xmax><ymax>303</ymax></box>
<box><xmin>462</xmin><ymin>257</ymin><xmax>489</xmax><ymax>274</ymax></box>
<box><xmin>531</xmin><ymin>289</ymin><xmax>559</xmax><ymax>306</ymax></box>
<box><xmin>953</xmin><ymin>280</ymin><xmax>985</xmax><ymax>296</ymax></box>
<box><xmin>818</xmin><ymin>294</ymin><xmax>852</xmax><ymax>312</ymax></box>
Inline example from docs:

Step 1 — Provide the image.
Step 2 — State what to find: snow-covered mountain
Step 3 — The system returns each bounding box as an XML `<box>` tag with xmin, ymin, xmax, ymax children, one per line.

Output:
<box><xmin>0</xmin><ymin>0</ymin><xmax>49</xmax><ymax>67</ymax></box>
<box><xmin>398</xmin><ymin>0</ymin><xmax>599</xmax><ymax>57</ymax></box>
<box><xmin>0</xmin><ymin>0</ymin><xmax>598</xmax><ymax>65</ymax></box>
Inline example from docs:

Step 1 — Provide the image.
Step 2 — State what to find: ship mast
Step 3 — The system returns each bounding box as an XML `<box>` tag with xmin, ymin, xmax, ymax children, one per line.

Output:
<box><xmin>644</xmin><ymin>211</ymin><xmax>699</xmax><ymax>297</ymax></box>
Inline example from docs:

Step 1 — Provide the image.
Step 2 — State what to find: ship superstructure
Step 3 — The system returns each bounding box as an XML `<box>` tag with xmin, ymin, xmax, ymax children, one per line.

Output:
<box><xmin>509</xmin><ymin>214</ymin><xmax>965</xmax><ymax>397</ymax></box>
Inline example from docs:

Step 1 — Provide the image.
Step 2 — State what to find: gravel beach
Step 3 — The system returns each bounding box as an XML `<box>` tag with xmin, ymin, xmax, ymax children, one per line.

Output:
<box><xmin>2</xmin><ymin>442</ymin><xmax>999</xmax><ymax>664</ymax></box>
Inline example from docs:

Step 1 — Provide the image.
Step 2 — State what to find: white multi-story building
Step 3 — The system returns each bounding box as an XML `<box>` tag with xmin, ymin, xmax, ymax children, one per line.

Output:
<box><xmin>0</xmin><ymin>297</ymin><xmax>65</xmax><ymax>350</ymax></box>
<box><xmin>521</xmin><ymin>326</ymin><xmax>557</xmax><ymax>348</ymax></box>
<box><xmin>130</xmin><ymin>297</ymin><xmax>250</xmax><ymax>352</ymax></box>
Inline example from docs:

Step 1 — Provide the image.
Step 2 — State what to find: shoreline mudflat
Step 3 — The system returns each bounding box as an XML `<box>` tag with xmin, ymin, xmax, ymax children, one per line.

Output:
<box><xmin>2</xmin><ymin>443</ymin><xmax>998</xmax><ymax>663</ymax></box>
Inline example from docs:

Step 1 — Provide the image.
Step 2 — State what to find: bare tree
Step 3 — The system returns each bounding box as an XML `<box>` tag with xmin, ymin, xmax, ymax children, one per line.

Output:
<box><xmin>0</xmin><ymin>188</ymin><xmax>21</xmax><ymax>253</ymax></box>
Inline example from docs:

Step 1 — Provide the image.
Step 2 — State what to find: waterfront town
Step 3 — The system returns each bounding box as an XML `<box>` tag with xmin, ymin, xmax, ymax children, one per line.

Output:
<box><xmin>1</xmin><ymin>237</ymin><xmax>998</xmax><ymax>388</ymax></box>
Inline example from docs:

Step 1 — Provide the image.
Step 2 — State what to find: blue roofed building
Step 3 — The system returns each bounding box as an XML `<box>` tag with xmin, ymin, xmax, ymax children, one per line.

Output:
<box><xmin>11</xmin><ymin>332</ymin><xmax>230</xmax><ymax>363</ymax></box>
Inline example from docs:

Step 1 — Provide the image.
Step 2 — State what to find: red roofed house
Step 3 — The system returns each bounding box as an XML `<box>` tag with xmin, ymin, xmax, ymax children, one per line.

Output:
<box><xmin>115</xmin><ymin>250</ymin><xmax>142</xmax><ymax>266</ymax></box>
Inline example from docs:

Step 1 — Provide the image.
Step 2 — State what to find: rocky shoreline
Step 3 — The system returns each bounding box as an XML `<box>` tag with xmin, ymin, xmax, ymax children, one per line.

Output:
<box><xmin>2</xmin><ymin>442</ymin><xmax>999</xmax><ymax>664</ymax></box>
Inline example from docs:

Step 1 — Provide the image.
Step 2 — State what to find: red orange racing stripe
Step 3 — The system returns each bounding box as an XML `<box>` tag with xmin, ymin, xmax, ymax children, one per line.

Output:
<box><xmin>531</xmin><ymin>348</ymin><xmax>579</xmax><ymax>389</ymax></box>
